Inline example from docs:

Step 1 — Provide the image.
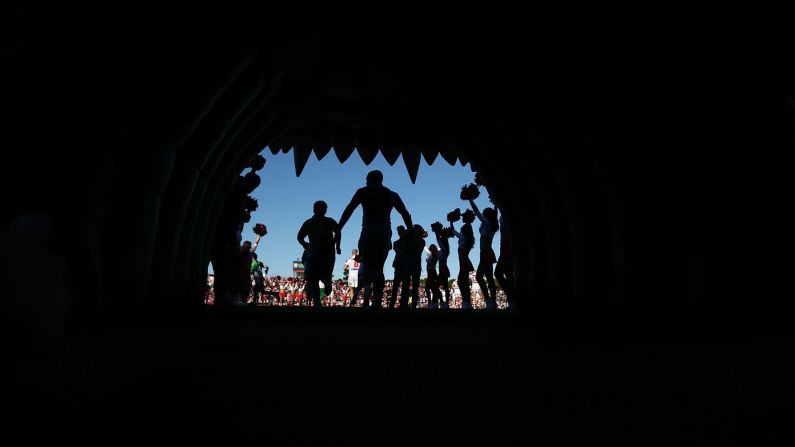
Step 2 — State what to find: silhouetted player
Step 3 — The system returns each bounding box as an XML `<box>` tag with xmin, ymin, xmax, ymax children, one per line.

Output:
<box><xmin>401</xmin><ymin>224</ymin><xmax>426</xmax><ymax>308</ymax></box>
<box><xmin>297</xmin><ymin>200</ymin><xmax>341</xmax><ymax>307</ymax></box>
<box><xmin>425</xmin><ymin>243</ymin><xmax>440</xmax><ymax>308</ymax></box>
<box><xmin>338</xmin><ymin>170</ymin><xmax>413</xmax><ymax>307</ymax></box>
<box><xmin>388</xmin><ymin>225</ymin><xmax>408</xmax><ymax>308</ymax></box>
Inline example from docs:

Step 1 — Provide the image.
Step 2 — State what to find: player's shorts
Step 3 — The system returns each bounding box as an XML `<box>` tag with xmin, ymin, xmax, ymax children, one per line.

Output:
<box><xmin>348</xmin><ymin>269</ymin><xmax>359</xmax><ymax>288</ymax></box>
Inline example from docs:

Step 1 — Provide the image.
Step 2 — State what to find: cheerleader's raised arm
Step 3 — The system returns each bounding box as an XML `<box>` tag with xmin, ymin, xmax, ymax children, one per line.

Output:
<box><xmin>468</xmin><ymin>198</ymin><xmax>485</xmax><ymax>222</ymax></box>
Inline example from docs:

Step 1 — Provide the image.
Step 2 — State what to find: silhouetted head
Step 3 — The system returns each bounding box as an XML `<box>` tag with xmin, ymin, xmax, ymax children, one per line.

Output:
<box><xmin>397</xmin><ymin>225</ymin><xmax>406</xmax><ymax>237</ymax></box>
<box><xmin>351</xmin><ymin>249</ymin><xmax>358</xmax><ymax>256</ymax></box>
<box><xmin>366</xmin><ymin>170</ymin><xmax>384</xmax><ymax>186</ymax></box>
<box><xmin>429</xmin><ymin>244</ymin><xmax>438</xmax><ymax>254</ymax></box>
<box><xmin>462</xmin><ymin>209</ymin><xmax>476</xmax><ymax>224</ymax></box>
<box><xmin>252</xmin><ymin>253</ymin><xmax>258</xmax><ymax>260</ymax></box>
<box><xmin>483</xmin><ymin>207</ymin><xmax>498</xmax><ymax>228</ymax></box>
<box><xmin>313</xmin><ymin>200</ymin><xmax>327</xmax><ymax>216</ymax></box>
<box><xmin>242</xmin><ymin>240</ymin><xmax>252</xmax><ymax>252</ymax></box>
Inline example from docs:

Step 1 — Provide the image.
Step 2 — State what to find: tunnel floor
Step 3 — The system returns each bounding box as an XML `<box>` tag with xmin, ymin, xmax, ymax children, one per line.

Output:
<box><xmin>5</xmin><ymin>309</ymin><xmax>791</xmax><ymax>446</ymax></box>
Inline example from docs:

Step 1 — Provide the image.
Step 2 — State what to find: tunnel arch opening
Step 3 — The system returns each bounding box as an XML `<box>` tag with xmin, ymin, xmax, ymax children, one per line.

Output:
<box><xmin>92</xmin><ymin>36</ymin><xmax>591</xmax><ymax>324</ymax></box>
<box><xmin>204</xmin><ymin>144</ymin><xmax>522</xmax><ymax>312</ymax></box>
<box><xmin>74</xmin><ymin>35</ymin><xmax>622</xmax><ymax>329</ymax></box>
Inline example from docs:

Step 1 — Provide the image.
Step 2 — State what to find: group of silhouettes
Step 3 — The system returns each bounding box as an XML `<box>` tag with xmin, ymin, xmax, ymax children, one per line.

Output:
<box><xmin>286</xmin><ymin>169</ymin><xmax>514</xmax><ymax>309</ymax></box>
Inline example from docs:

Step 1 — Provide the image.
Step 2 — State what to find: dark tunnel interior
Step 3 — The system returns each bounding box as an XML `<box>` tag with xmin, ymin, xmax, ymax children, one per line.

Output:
<box><xmin>1</xmin><ymin>4</ymin><xmax>792</xmax><ymax>445</ymax></box>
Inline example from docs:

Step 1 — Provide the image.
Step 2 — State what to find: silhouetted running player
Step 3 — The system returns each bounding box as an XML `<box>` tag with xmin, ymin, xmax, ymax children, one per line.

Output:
<box><xmin>297</xmin><ymin>201</ymin><xmax>341</xmax><ymax>307</ymax></box>
<box><xmin>401</xmin><ymin>224</ymin><xmax>426</xmax><ymax>308</ymax></box>
<box><xmin>425</xmin><ymin>243</ymin><xmax>440</xmax><ymax>308</ymax></box>
<box><xmin>388</xmin><ymin>225</ymin><xmax>408</xmax><ymax>308</ymax></box>
<box><xmin>338</xmin><ymin>170</ymin><xmax>413</xmax><ymax>308</ymax></box>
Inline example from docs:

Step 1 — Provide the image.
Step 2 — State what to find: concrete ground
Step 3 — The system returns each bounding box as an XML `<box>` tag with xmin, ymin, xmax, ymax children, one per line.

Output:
<box><xmin>4</xmin><ymin>308</ymin><xmax>792</xmax><ymax>446</ymax></box>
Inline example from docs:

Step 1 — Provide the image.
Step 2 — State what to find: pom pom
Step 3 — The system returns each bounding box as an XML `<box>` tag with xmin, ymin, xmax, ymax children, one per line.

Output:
<box><xmin>251</xmin><ymin>155</ymin><xmax>266</xmax><ymax>171</ymax></box>
<box><xmin>430</xmin><ymin>221</ymin><xmax>444</xmax><ymax>233</ymax></box>
<box><xmin>243</xmin><ymin>195</ymin><xmax>258</xmax><ymax>212</ymax></box>
<box><xmin>442</xmin><ymin>227</ymin><xmax>455</xmax><ymax>238</ymax></box>
<box><xmin>253</xmin><ymin>223</ymin><xmax>268</xmax><ymax>236</ymax></box>
<box><xmin>474</xmin><ymin>172</ymin><xmax>485</xmax><ymax>186</ymax></box>
<box><xmin>460</xmin><ymin>183</ymin><xmax>480</xmax><ymax>200</ymax></box>
<box><xmin>241</xmin><ymin>172</ymin><xmax>261</xmax><ymax>195</ymax></box>
<box><xmin>447</xmin><ymin>208</ymin><xmax>461</xmax><ymax>223</ymax></box>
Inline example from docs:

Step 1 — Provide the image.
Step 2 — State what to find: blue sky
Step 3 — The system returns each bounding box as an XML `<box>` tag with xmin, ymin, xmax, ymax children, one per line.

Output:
<box><xmin>214</xmin><ymin>148</ymin><xmax>500</xmax><ymax>279</ymax></box>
